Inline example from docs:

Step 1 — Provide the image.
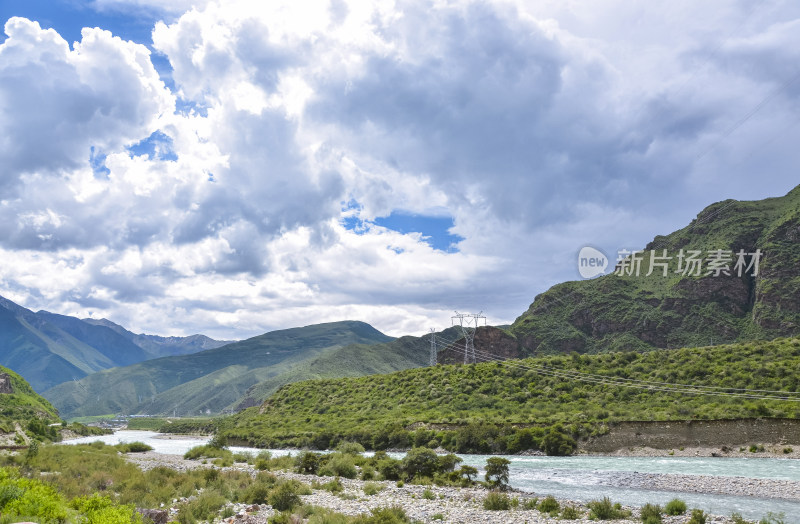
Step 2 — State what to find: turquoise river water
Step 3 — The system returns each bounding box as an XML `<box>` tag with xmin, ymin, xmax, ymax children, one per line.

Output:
<box><xmin>65</xmin><ymin>431</ymin><xmax>800</xmax><ymax>522</ymax></box>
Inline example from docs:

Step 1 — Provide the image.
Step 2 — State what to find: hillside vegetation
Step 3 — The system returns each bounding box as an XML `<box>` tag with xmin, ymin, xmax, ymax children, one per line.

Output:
<box><xmin>0</xmin><ymin>365</ymin><xmax>61</xmax><ymax>444</ymax></box>
<box><xmin>45</xmin><ymin>321</ymin><xmax>395</xmax><ymax>419</ymax></box>
<box><xmin>510</xmin><ymin>184</ymin><xmax>800</xmax><ymax>354</ymax></box>
<box><xmin>221</xmin><ymin>337</ymin><xmax>800</xmax><ymax>454</ymax></box>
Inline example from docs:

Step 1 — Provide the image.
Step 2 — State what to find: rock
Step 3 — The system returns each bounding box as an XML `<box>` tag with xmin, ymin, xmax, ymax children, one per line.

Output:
<box><xmin>137</xmin><ymin>508</ymin><xmax>168</xmax><ymax>524</ymax></box>
<box><xmin>0</xmin><ymin>373</ymin><xmax>13</xmax><ymax>394</ymax></box>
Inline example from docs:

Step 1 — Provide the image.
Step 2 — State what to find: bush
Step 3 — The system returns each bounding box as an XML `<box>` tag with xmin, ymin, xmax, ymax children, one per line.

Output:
<box><xmin>242</xmin><ymin>482</ymin><xmax>272</xmax><ymax>504</ymax></box>
<box><xmin>522</xmin><ymin>497</ymin><xmax>538</xmax><ymax>510</ymax></box>
<box><xmin>422</xmin><ymin>488</ymin><xmax>435</xmax><ymax>500</ymax></box>
<box><xmin>116</xmin><ymin>441</ymin><xmax>154</xmax><ymax>453</ymax></box>
<box><xmin>401</xmin><ymin>447</ymin><xmax>439</xmax><ymax>480</ymax></box>
<box><xmin>664</xmin><ymin>498</ymin><xmax>687</xmax><ymax>516</ymax></box>
<box><xmin>483</xmin><ymin>492</ymin><xmax>511</xmax><ymax>510</ymax></box>
<box><xmin>542</xmin><ymin>425</ymin><xmax>576</xmax><ymax>456</ymax></box>
<box><xmin>352</xmin><ymin>506</ymin><xmax>410</xmax><ymax>524</ymax></box>
<box><xmin>69</xmin><ymin>493</ymin><xmax>142</xmax><ymax>524</ymax></box>
<box><xmin>688</xmin><ymin>509</ymin><xmax>707</xmax><ymax>524</ymax></box>
<box><xmin>336</xmin><ymin>441</ymin><xmax>365</xmax><ymax>455</ymax></box>
<box><xmin>363</xmin><ymin>482</ymin><xmax>384</xmax><ymax>496</ymax></box>
<box><xmin>296</xmin><ymin>451</ymin><xmax>321</xmax><ymax>474</ymax></box>
<box><xmin>587</xmin><ymin>497</ymin><xmax>630</xmax><ymax>520</ymax></box>
<box><xmin>318</xmin><ymin>454</ymin><xmax>357</xmax><ymax>479</ymax></box>
<box><xmin>268</xmin><ymin>482</ymin><xmax>301</xmax><ymax>512</ymax></box>
<box><xmin>538</xmin><ymin>495</ymin><xmax>559</xmax><ymax>512</ymax></box>
<box><xmin>641</xmin><ymin>502</ymin><xmax>662</xmax><ymax>524</ymax></box>
<box><xmin>320</xmin><ymin>478</ymin><xmax>344</xmax><ymax>493</ymax></box>
<box><xmin>561</xmin><ymin>505</ymin><xmax>581</xmax><ymax>519</ymax></box>
<box><xmin>759</xmin><ymin>512</ymin><xmax>787</xmax><ymax>524</ymax></box>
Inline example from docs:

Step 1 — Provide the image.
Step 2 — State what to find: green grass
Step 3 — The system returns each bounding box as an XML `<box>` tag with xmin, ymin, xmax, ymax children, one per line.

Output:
<box><xmin>220</xmin><ymin>337</ymin><xmax>800</xmax><ymax>453</ymax></box>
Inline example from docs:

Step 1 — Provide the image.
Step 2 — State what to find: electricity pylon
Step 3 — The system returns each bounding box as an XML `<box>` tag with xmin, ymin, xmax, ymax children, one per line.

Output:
<box><xmin>452</xmin><ymin>311</ymin><xmax>486</xmax><ymax>364</ymax></box>
<box><xmin>429</xmin><ymin>328</ymin><xmax>437</xmax><ymax>366</ymax></box>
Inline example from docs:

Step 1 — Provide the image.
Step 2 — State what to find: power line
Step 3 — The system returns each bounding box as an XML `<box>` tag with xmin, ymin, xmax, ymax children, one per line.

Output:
<box><xmin>441</xmin><ymin>342</ymin><xmax>800</xmax><ymax>402</ymax></box>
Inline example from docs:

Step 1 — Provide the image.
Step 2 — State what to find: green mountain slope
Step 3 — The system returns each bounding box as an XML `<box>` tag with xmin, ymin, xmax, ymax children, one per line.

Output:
<box><xmin>36</xmin><ymin>311</ymin><xmax>150</xmax><ymax>366</ymax></box>
<box><xmin>230</xmin><ymin>328</ymin><xmax>461</xmax><ymax>411</ymax></box>
<box><xmin>0</xmin><ymin>297</ymin><xmax>121</xmax><ymax>391</ymax></box>
<box><xmin>221</xmin><ymin>337</ymin><xmax>800</xmax><ymax>452</ymax></box>
<box><xmin>509</xmin><ymin>185</ymin><xmax>800</xmax><ymax>354</ymax></box>
<box><xmin>0</xmin><ymin>365</ymin><xmax>60</xmax><ymax>445</ymax></box>
<box><xmin>135</xmin><ymin>327</ymin><xmax>446</xmax><ymax>416</ymax></box>
<box><xmin>44</xmin><ymin>321</ymin><xmax>395</xmax><ymax>419</ymax></box>
<box><xmin>0</xmin><ymin>295</ymin><xmax>230</xmax><ymax>392</ymax></box>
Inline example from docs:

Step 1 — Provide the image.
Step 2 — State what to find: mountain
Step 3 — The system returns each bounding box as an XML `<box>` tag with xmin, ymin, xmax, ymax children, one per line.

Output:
<box><xmin>230</xmin><ymin>327</ymin><xmax>462</xmax><ymax>411</ymax></box>
<box><xmin>508</xmin><ymin>185</ymin><xmax>800</xmax><ymax>355</ymax></box>
<box><xmin>82</xmin><ymin>317</ymin><xmax>232</xmax><ymax>358</ymax></box>
<box><xmin>0</xmin><ymin>295</ymin><xmax>231</xmax><ymax>392</ymax></box>
<box><xmin>0</xmin><ymin>365</ymin><xmax>60</xmax><ymax>447</ymax></box>
<box><xmin>0</xmin><ymin>296</ymin><xmax>126</xmax><ymax>391</ymax></box>
<box><xmin>220</xmin><ymin>336</ymin><xmax>800</xmax><ymax>452</ymax></box>
<box><xmin>43</xmin><ymin>320</ymin><xmax>397</xmax><ymax>419</ymax></box>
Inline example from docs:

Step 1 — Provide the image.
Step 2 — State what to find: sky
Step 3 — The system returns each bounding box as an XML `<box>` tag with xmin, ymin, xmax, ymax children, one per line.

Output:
<box><xmin>0</xmin><ymin>0</ymin><xmax>798</xmax><ymax>340</ymax></box>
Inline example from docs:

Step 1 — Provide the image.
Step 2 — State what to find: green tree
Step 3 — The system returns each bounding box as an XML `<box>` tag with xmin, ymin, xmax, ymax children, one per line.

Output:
<box><xmin>401</xmin><ymin>447</ymin><xmax>439</xmax><ymax>480</ymax></box>
<box><xmin>484</xmin><ymin>457</ymin><xmax>510</xmax><ymax>490</ymax></box>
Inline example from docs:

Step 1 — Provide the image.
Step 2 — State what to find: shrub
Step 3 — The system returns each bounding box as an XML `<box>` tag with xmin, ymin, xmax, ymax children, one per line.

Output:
<box><xmin>664</xmin><ymin>498</ymin><xmax>687</xmax><ymax>516</ymax></box>
<box><xmin>296</xmin><ymin>451</ymin><xmax>321</xmax><ymax>474</ymax></box>
<box><xmin>401</xmin><ymin>448</ymin><xmax>439</xmax><ymax>480</ymax></box>
<box><xmin>538</xmin><ymin>495</ymin><xmax>559</xmax><ymax>512</ymax></box>
<box><xmin>208</xmin><ymin>433</ymin><xmax>228</xmax><ymax>449</ymax></box>
<box><xmin>783</xmin><ymin>447</ymin><xmax>793</xmax><ymax>454</ymax></box>
<box><xmin>70</xmin><ymin>493</ymin><xmax>142</xmax><ymax>524</ymax></box>
<box><xmin>587</xmin><ymin>497</ymin><xmax>630</xmax><ymax>520</ymax></box>
<box><xmin>320</xmin><ymin>478</ymin><xmax>343</xmax><ymax>493</ymax></box>
<box><xmin>522</xmin><ymin>497</ymin><xmax>538</xmax><ymax>510</ymax></box>
<box><xmin>336</xmin><ymin>441</ymin><xmax>365</xmax><ymax>455</ymax></box>
<box><xmin>688</xmin><ymin>509</ymin><xmax>707</xmax><ymax>524</ymax></box>
<box><xmin>759</xmin><ymin>512</ymin><xmax>787</xmax><ymax>524</ymax></box>
<box><xmin>268</xmin><ymin>482</ymin><xmax>301</xmax><ymax>512</ymax></box>
<box><xmin>352</xmin><ymin>506</ymin><xmax>409</xmax><ymax>524</ymax></box>
<box><xmin>319</xmin><ymin>454</ymin><xmax>357</xmax><ymax>479</ymax></box>
<box><xmin>116</xmin><ymin>441</ymin><xmax>154</xmax><ymax>453</ymax></box>
<box><xmin>422</xmin><ymin>488</ymin><xmax>435</xmax><ymax>500</ymax></box>
<box><xmin>542</xmin><ymin>425</ymin><xmax>576</xmax><ymax>456</ymax></box>
<box><xmin>483</xmin><ymin>492</ymin><xmax>511</xmax><ymax>510</ymax></box>
<box><xmin>242</xmin><ymin>482</ymin><xmax>272</xmax><ymax>504</ymax></box>
<box><xmin>640</xmin><ymin>502</ymin><xmax>662</xmax><ymax>524</ymax></box>
<box><xmin>363</xmin><ymin>482</ymin><xmax>384</xmax><ymax>496</ymax></box>
<box><xmin>730</xmin><ymin>513</ymin><xmax>749</xmax><ymax>524</ymax></box>
<box><xmin>561</xmin><ymin>505</ymin><xmax>581</xmax><ymax>519</ymax></box>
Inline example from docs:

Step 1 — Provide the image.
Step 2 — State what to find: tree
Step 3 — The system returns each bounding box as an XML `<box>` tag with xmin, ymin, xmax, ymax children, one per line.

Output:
<box><xmin>484</xmin><ymin>457</ymin><xmax>510</xmax><ymax>490</ymax></box>
<box><xmin>401</xmin><ymin>447</ymin><xmax>439</xmax><ymax>480</ymax></box>
<box><xmin>458</xmin><ymin>465</ymin><xmax>478</xmax><ymax>482</ymax></box>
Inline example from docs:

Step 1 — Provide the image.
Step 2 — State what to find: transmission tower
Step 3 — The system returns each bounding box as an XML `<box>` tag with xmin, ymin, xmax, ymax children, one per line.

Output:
<box><xmin>429</xmin><ymin>328</ymin><xmax>437</xmax><ymax>366</ymax></box>
<box><xmin>452</xmin><ymin>311</ymin><xmax>486</xmax><ymax>364</ymax></box>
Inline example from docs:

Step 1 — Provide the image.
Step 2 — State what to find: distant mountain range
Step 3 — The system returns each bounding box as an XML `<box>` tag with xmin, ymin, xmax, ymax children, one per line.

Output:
<box><xmin>43</xmin><ymin>320</ymin><xmax>411</xmax><ymax>419</ymax></box>
<box><xmin>0</xmin><ymin>296</ymin><xmax>231</xmax><ymax>391</ymax></box>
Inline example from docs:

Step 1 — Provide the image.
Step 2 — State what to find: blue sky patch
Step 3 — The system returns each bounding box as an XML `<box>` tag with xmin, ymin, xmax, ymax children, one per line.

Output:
<box><xmin>89</xmin><ymin>146</ymin><xmax>110</xmax><ymax>178</ymax></box>
<box><xmin>127</xmin><ymin>131</ymin><xmax>178</xmax><ymax>161</ymax></box>
<box><xmin>343</xmin><ymin>205</ymin><xmax>462</xmax><ymax>252</ymax></box>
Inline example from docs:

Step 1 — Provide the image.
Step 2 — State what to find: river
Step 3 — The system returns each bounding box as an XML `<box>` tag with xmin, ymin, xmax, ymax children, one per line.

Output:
<box><xmin>65</xmin><ymin>431</ymin><xmax>800</xmax><ymax>521</ymax></box>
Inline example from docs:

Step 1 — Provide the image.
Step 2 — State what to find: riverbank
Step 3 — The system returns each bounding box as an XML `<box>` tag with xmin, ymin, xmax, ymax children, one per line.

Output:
<box><xmin>123</xmin><ymin>451</ymin><xmax>748</xmax><ymax>523</ymax></box>
<box><xmin>583</xmin><ymin>444</ymin><xmax>799</xmax><ymax>459</ymax></box>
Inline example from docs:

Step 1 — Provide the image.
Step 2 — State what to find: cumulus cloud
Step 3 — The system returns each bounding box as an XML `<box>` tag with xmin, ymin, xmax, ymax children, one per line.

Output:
<box><xmin>0</xmin><ymin>17</ymin><xmax>172</xmax><ymax>186</ymax></box>
<box><xmin>1</xmin><ymin>0</ymin><xmax>800</xmax><ymax>338</ymax></box>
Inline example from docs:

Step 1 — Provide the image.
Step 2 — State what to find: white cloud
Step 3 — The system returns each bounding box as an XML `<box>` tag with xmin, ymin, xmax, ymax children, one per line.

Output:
<box><xmin>1</xmin><ymin>1</ymin><xmax>800</xmax><ymax>340</ymax></box>
<box><xmin>0</xmin><ymin>18</ymin><xmax>172</xmax><ymax>187</ymax></box>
